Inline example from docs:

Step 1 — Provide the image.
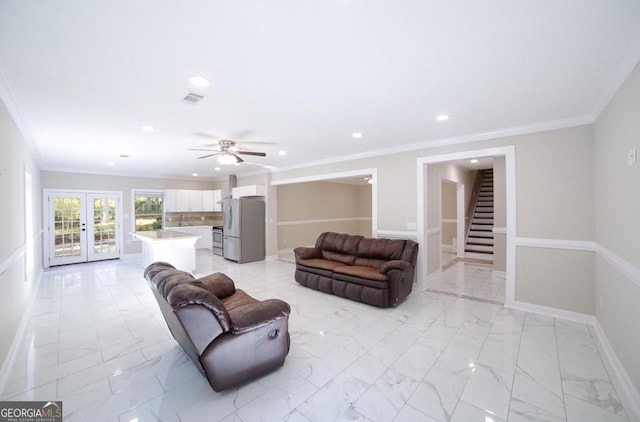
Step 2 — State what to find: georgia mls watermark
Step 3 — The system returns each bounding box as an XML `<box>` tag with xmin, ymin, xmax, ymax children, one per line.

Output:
<box><xmin>0</xmin><ymin>401</ymin><xmax>62</xmax><ymax>422</ymax></box>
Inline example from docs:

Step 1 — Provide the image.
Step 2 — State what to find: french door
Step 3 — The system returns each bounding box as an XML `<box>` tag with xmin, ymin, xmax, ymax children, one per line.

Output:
<box><xmin>46</xmin><ymin>190</ymin><xmax>121</xmax><ymax>267</ymax></box>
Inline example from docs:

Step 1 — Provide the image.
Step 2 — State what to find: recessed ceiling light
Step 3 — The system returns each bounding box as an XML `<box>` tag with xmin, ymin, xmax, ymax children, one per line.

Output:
<box><xmin>436</xmin><ymin>114</ymin><xmax>449</xmax><ymax>121</ymax></box>
<box><xmin>470</xmin><ymin>159</ymin><xmax>479</xmax><ymax>163</ymax></box>
<box><xmin>278</xmin><ymin>150</ymin><xmax>287</xmax><ymax>156</ymax></box>
<box><xmin>192</xmin><ymin>173</ymin><xmax>198</xmax><ymax>177</ymax></box>
<box><xmin>190</xmin><ymin>76</ymin><xmax>210</xmax><ymax>88</ymax></box>
<box><xmin>119</xmin><ymin>154</ymin><xmax>130</xmax><ymax>158</ymax></box>
<box><xmin>214</xmin><ymin>167</ymin><xmax>221</xmax><ymax>171</ymax></box>
<box><xmin>141</xmin><ymin>125</ymin><xmax>155</xmax><ymax>132</ymax></box>
<box><xmin>352</xmin><ymin>132</ymin><xmax>363</xmax><ymax>139</ymax></box>
<box><xmin>106</xmin><ymin>161</ymin><xmax>115</xmax><ymax>166</ymax></box>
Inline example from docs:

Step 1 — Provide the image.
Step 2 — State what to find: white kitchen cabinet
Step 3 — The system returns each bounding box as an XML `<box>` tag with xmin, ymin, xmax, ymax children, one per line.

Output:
<box><xmin>203</xmin><ymin>190</ymin><xmax>214</xmax><ymax>212</ymax></box>
<box><xmin>164</xmin><ymin>189</ymin><xmax>223</xmax><ymax>213</ymax></box>
<box><xmin>189</xmin><ymin>190</ymin><xmax>204</xmax><ymax>212</ymax></box>
<box><xmin>213</xmin><ymin>189</ymin><xmax>222</xmax><ymax>211</ymax></box>
<box><xmin>164</xmin><ymin>189</ymin><xmax>178</xmax><ymax>212</ymax></box>
<box><xmin>231</xmin><ymin>185</ymin><xmax>265</xmax><ymax>198</ymax></box>
<box><xmin>165</xmin><ymin>226</ymin><xmax>210</xmax><ymax>249</ymax></box>
<box><xmin>175</xmin><ymin>190</ymin><xmax>191</xmax><ymax>212</ymax></box>
<box><xmin>199</xmin><ymin>226</ymin><xmax>212</xmax><ymax>249</ymax></box>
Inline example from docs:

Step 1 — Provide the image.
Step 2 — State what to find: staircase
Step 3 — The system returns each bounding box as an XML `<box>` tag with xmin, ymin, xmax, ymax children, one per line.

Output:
<box><xmin>465</xmin><ymin>169</ymin><xmax>494</xmax><ymax>260</ymax></box>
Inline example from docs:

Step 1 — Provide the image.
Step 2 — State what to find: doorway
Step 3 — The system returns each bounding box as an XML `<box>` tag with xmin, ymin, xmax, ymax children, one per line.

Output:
<box><xmin>44</xmin><ymin>190</ymin><xmax>122</xmax><ymax>267</ymax></box>
<box><xmin>417</xmin><ymin>146</ymin><xmax>516</xmax><ymax>306</ymax></box>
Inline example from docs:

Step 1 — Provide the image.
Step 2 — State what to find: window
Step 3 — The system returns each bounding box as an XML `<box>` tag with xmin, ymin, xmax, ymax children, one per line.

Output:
<box><xmin>132</xmin><ymin>190</ymin><xmax>163</xmax><ymax>232</ymax></box>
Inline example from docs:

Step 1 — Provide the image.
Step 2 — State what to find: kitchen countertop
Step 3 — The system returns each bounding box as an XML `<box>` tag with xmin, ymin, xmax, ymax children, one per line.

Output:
<box><xmin>132</xmin><ymin>230</ymin><xmax>201</xmax><ymax>241</ymax></box>
<box><xmin>164</xmin><ymin>225</ymin><xmax>214</xmax><ymax>230</ymax></box>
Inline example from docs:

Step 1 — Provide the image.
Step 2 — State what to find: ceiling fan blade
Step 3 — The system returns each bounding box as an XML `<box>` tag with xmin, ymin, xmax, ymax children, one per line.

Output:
<box><xmin>188</xmin><ymin>148</ymin><xmax>218</xmax><ymax>152</ymax></box>
<box><xmin>237</xmin><ymin>151</ymin><xmax>266</xmax><ymax>157</ymax></box>
<box><xmin>232</xmin><ymin>153</ymin><xmax>244</xmax><ymax>163</ymax></box>
<box><xmin>240</xmin><ymin>141</ymin><xmax>278</xmax><ymax>145</ymax></box>
<box><xmin>232</xmin><ymin>130</ymin><xmax>255</xmax><ymax>139</ymax></box>
<box><xmin>194</xmin><ymin>132</ymin><xmax>221</xmax><ymax>140</ymax></box>
<box><xmin>197</xmin><ymin>153</ymin><xmax>220</xmax><ymax>159</ymax></box>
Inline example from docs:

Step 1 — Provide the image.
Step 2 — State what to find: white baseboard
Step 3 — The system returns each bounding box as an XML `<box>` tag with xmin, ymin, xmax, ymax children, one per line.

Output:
<box><xmin>591</xmin><ymin>321</ymin><xmax>640</xmax><ymax>421</ymax></box>
<box><xmin>120</xmin><ymin>253</ymin><xmax>142</xmax><ymax>261</ymax></box>
<box><xmin>0</xmin><ymin>266</ymin><xmax>44</xmax><ymax>396</ymax></box>
<box><xmin>509</xmin><ymin>300</ymin><xmax>597</xmax><ymax>325</ymax></box>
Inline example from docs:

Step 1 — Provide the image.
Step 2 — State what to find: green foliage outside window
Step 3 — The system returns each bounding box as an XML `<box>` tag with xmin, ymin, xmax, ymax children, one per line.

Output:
<box><xmin>135</xmin><ymin>194</ymin><xmax>163</xmax><ymax>231</ymax></box>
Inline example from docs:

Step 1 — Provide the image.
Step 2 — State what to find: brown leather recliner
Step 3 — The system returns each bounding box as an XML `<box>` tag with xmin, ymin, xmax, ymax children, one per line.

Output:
<box><xmin>144</xmin><ymin>262</ymin><xmax>291</xmax><ymax>392</ymax></box>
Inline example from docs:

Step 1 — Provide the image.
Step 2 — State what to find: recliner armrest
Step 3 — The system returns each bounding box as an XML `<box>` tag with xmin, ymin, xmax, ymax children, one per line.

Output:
<box><xmin>380</xmin><ymin>260</ymin><xmax>412</xmax><ymax>273</ymax></box>
<box><xmin>229</xmin><ymin>299</ymin><xmax>291</xmax><ymax>335</ymax></box>
<box><xmin>294</xmin><ymin>247</ymin><xmax>322</xmax><ymax>260</ymax></box>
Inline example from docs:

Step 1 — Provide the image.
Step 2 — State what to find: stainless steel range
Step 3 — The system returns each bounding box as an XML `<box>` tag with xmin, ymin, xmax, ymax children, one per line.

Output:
<box><xmin>212</xmin><ymin>226</ymin><xmax>223</xmax><ymax>256</ymax></box>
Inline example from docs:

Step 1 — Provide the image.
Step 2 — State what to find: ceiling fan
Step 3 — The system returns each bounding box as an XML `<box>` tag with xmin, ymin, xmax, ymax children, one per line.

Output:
<box><xmin>188</xmin><ymin>139</ymin><xmax>267</xmax><ymax>165</ymax></box>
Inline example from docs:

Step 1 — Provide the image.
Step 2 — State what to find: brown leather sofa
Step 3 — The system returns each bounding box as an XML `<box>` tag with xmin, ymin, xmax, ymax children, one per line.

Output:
<box><xmin>144</xmin><ymin>262</ymin><xmax>291</xmax><ymax>392</ymax></box>
<box><xmin>294</xmin><ymin>232</ymin><xmax>419</xmax><ymax>308</ymax></box>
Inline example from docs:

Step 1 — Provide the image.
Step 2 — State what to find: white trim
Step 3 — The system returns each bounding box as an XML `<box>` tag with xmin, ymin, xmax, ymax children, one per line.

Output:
<box><xmin>376</xmin><ymin>230</ymin><xmax>418</xmax><ymax>241</ymax></box>
<box><xmin>277</xmin><ymin>217</ymin><xmax>371</xmax><ymax>226</ymax></box>
<box><xmin>273</xmin><ymin>116</ymin><xmax>592</xmax><ymax>176</ymax></box>
<box><xmin>509</xmin><ymin>300</ymin><xmax>597</xmax><ymax>325</ymax></box>
<box><xmin>426</xmin><ymin>227</ymin><xmax>441</xmax><ymax>236</ymax></box>
<box><xmin>271</xmin><ymin>168</ymin><xmax>377</xmax><ymax>186</ymax></box>
<box><xmin>417</xmin><ymin>145</ymin><xmax>517</xmax><ymax>304</ymax></box>
<box><xmin>0</xmin><ymin>244</ymin><xmax>26</xmax><ymax>281</ymax></box>
<box><xmin>492</xmin><ymin>227</ymin><xmax>507</xmax><ymax>234</ymax></box>
<box><xmin>516</xmin><ymin>237</ymin><xmax>597</xmax><ymax>252</ymax></box>
<box><xmin>592</xmin><ymin>321</ymin><xmax>640</xmax><ymax>421</ymax></box>
<box><xmin>0</xmin><ymin>267</ymin><xmax>43</xmax><ymax>396</ymax></box>
<box><xmin>595</xmin><ymin>244</ymin><xmax>640</xmax><ymax>289</ymax></box>
<box><xmin>270</xmin><ymin>167</ymin><xmax>378</xmax><ymax>240</ymax></box>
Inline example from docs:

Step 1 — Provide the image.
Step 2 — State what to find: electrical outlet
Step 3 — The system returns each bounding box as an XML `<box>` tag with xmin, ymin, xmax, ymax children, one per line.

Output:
<box><xmin>627</xmin><ymin>146</ymin><xmax>637</xmax><ymax>166</ymax></box>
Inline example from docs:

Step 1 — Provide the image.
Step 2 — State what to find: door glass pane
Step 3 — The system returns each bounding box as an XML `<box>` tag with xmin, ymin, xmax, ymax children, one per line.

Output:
<box><xmin>92</xmin><ymin>198</ymin><xmax>117</xmax><ymax>256</ymax></box>
<box><xmin>53</xmin><ymin>197</ymin><xmax>82</xmax><ymax>258</ymax></box>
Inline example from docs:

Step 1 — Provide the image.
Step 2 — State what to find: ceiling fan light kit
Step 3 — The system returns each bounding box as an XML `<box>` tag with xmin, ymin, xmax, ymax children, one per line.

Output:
<box><xmin>189</xmin><ymin>139</ymin><xmax>267</xmax><ymax>166</ymax></box>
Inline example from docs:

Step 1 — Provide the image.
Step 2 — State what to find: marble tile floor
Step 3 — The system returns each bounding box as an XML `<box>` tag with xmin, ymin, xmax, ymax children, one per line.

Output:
<box><xmin>427</xmin><ymin>260</ymin><xmax>505</xmax><ymax>305</ymax></box>
<box><xmin>0</xmin><ymin>252</ymin><xmax>630</xmax><ymax>422</ymax></box>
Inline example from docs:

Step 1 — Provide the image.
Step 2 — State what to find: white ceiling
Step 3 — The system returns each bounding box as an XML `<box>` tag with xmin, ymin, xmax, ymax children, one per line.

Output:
<box><xmin>1</xmin><ymin>1</ymin><xmax>640</xmax><ymax>181</ymax></box>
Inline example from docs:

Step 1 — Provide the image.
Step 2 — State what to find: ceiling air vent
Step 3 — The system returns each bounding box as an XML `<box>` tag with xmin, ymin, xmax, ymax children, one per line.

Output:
<box><xmin>182</xmin><ymin>92</ymin><xmax>205</xmax><ymax>104</ymax></box>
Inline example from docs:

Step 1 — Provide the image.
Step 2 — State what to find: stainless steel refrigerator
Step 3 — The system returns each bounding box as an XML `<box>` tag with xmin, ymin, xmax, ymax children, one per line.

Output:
<box><xmin>222</xmin><ymin>197</ymin><xmax>265</xmax><ymax>263</ymax></box>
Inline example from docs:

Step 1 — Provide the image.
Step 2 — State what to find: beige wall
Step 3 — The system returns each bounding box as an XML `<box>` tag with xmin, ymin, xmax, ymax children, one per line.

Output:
<box><xmin>41</xmin><ymin>171</ymin><xmax>223</xmax><ymax>256</ymax></box>
<box><xmin>593</xmin><ymin>61</ymin><xmax>640</xmax><ymax>392</ymax></box>
<box><xmin>493</xmin><ymin>156</ymin><xmax>507</xmax><ymax>271</ymax></box>
<box><xmin>272</xmin><ymin>125</ymin><xmax>594</xmax><ymax>310</ymax></box>
<box><xmin>0</xmin><ymin>99</ymin><xmax>42</xmax><ymax>367</ymax></box>
<box><xmin>276</xmin><ymin>181</ymin><xmax>372</xmax><ymax>251</ymax></box>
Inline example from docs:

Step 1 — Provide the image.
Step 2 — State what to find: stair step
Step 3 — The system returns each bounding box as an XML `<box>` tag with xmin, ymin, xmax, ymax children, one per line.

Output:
<box><xmin>476</xmin><ymin>206</ymin><xmax>494</xmax><ymax>212</ymax></box>
<box><xmin>465</xmin><ymin>251</ymin><xmax>494</xmax><ymax>260</ymax></box>
<box><xmin>471</xmin><ymin>224</ymin><xmax>493</xmax><ymax>231</ymax></box>
<box><xmin>465</xmin><ymin>244</ymin><xmax>494</xmax><ymax>253</ymax></box>
<box><xmin>475</xmin><ymin>212</ymin><xmax>493</xmax><ymax>218</ymax></box>
<box><xmin>469</xmin><ymin>230</ymin><xmax>493</xmax><ymax>238</ymax></box>
<box><xmin>473</xmin><ymin>218</ymin><xmax>493</xmax><ymax>225</ymax></box>
<box><xmin>477</xmin><ymin>198</ymin><xmax>493</xmax><ymax>203</ymax></box>
<box><xmin>467</xmin><ymin>237</ymin><xmax>494</xmax><ymax>245</ymax></box>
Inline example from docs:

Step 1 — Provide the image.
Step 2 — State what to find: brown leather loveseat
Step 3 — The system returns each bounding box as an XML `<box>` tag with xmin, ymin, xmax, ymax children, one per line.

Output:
<box><xmin>144</xmin><ymin>262</ymin><xmax>291</xmax><ymax>391</ymax></box>
<box><xmin>294</xmin><ymin>232</ymin><xmax>419</xmax><ymax>308</ymax></box>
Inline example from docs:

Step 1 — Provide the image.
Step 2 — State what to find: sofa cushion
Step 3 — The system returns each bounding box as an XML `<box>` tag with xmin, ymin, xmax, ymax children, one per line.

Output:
<box><xmin>316</xmin><ymin>232</ymin><xmax>362</xmax><ymax>256</ymax></box>
<box><xmin>333</xmin><ymin>265</ymin><xmax>389</xmax><ymax>282</ymax></box>
<box><xmin>356</xmin><ymin>238</ymin><xmax>406</xmax><ymax>261</ymax></box>
<box><xmin>297</xmin><ymin>258</ymin><xmax>345</xmax><ymax>272</ymax></box>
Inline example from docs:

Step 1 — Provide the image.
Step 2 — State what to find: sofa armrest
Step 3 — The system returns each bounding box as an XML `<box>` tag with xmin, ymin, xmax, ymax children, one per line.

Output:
<box><xmin>294</xmin><ymin>247</ymin><xmax>322</xmax><ymax>260</ymax></box>
<box><xmin>380</xmin><ymin>260</ymin><xmax>412</xmax><ymax>273</ymax></box>
<box><xmin>229</xmin><ymin>299</ymin><xmax>291</xmax><ymax>335</ymax></box>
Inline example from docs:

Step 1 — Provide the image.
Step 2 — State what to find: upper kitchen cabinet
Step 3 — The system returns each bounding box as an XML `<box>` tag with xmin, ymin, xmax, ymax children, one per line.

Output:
<box><xmin>164</xmin><ymin>189</ymin><xmax>222</xmax><ymax>212</ymax></box>
<box><xmin>231</xmin><ymin>185</ymin><xmax>265</xmax><ymax>198</ymax></box>
<box><xmin>203</xmin><ymin>190</ymin><xmax>222</xmax><ymax>212</ymax></box>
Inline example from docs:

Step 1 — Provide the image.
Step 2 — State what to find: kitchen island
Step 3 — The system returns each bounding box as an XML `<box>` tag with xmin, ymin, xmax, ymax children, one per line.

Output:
<box><xmin>132</xmin><ymin>230</ymin><xmax>200</xmax><ymax>274</ymax></box>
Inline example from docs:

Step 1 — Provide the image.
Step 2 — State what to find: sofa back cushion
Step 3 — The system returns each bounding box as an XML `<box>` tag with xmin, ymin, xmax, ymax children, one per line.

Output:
<box><xmin>316</xmin><ymin>232</ymin><xmax>362</xmax><ymax>264</ymax></box>
<box><xmin>354</xmin><ymin>238</ymin><xmax>409</xmax><ymax>269</ymax></box>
